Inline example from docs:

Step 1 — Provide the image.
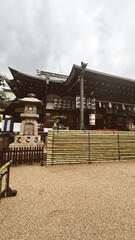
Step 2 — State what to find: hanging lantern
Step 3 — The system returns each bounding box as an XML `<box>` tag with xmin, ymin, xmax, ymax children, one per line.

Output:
<box><xmin>91</xmin><ymin>99</ymin><xmax>96</xmax><ymax>110</ymax></box>
<box><xmin>103</xmin><ymin>103</ymin><xmax>106</xmax><ymax>109</ymax></box>
<box><xmin>67</xmin><ymin>100</ymin><xmax>71</xmax><ymax>109</ymax></box>
<box><xmin>83</xmin><ymin>98</ymin><xmax>86</xmax><ymax>109</ymax></box>
<box><xmin>76</xmin><ymin>96</ymin><xmax>80</xmax><ymax>109</ymax></box>
<box><xmin>72</xmin><ymin>101</ymin><xmax>75</xmax><ymax>110</ymax></box>
<box><xmin>63</xmin><ymin>100</ymin><xmax>67</xmax><ymax>110</ymax></box>
<box><xmin>89</xmin><ymin>114</ymin><xmax>96</xmax><ymax>125</ymax></box>
<box><xmin>58</xmin><ymin>99</ymin><xmax>62</xmax><ymax>109</ymax></box>
<box><xmin>87</xmin><ymin>98</ymin><xmax>91</xmax><ymax>109</ymax></box>
<box><xmin>54</xmin><ymin>99</ymin><xmax>58</xmax><ymax>109</ymax></box>
<box><xmin>128</xmin><ymin>106</ymin><xmax>131</xmax><ymax>111</ymax></box>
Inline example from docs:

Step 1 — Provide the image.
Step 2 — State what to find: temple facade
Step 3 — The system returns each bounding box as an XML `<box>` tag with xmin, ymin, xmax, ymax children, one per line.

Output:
<box><xmin>5</xmin><ymin>64</ymin><xmax>135</xmax><ymax>131</ymax></box>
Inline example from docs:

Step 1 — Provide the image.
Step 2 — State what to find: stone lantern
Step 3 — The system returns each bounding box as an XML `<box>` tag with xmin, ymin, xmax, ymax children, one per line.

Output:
<box><xmin>10</xmin><ymin>93</ymin><xmax>45</xmax><ymax>148</ymax></box>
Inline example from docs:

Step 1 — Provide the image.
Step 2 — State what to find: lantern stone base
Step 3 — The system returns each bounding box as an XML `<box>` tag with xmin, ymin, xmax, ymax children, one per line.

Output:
<box><xmin>9</xmin><ymin>135</ymin><xmax>46</xmax><ymax>165</ymax></box>
<box><xmin>9</xmin><ymin>135</ymin><xmax>46</xmax><ymax>149</ymax></box>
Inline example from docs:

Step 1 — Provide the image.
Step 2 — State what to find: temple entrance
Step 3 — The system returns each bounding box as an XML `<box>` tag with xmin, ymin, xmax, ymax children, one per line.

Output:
<box><xmin>104</xmin><ymin>115</ymin><xmax>115</xmax><ymax>129</ymax></box>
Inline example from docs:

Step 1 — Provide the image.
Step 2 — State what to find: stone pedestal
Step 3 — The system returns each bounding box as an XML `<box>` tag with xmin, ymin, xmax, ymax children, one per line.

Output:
<box><xmin>9</xmin><ymin>135</ymin><xmax>45</xmax><ymax>148</ymax></box>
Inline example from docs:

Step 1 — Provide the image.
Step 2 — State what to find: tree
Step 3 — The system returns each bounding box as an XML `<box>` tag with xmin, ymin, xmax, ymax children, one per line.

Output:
<box><xmin>0</xmin><ymin>91</ymin><xmax>10</xmax><ymax>108</ymax></box>
<box><xmin>0</xmin><ymin>72</ymin><xmax>9</xmax><ymax>86</ymax></box>
<box><xmin>0</xmin><ymin>72</ymin><xmax>10</xmax><ymax>109</ymax></box>
<box><xmin>49</xmin><ymin>115</ymin><xmax>67</xmax><ymax>129</ymax></box>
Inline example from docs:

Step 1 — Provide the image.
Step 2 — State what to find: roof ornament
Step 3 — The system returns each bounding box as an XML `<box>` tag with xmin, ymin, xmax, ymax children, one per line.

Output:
<box><xmin>36</xmin><ymin>70</ymin><xmax>41</xmax><ymax>76</ymax></box>
<box><xmin>28</xmin><ymin>93</ymin><xmax>36</xmax><ymax>98</ymax></box>
<box><xmin>46</xmin><ymin>76</ymin><xmax>50</xmax><ymax>84</ymax></box>
<box><xmin>80</xmin><ymin>62</ymin><xmax>88</xmax><ymax>79</ymax></box>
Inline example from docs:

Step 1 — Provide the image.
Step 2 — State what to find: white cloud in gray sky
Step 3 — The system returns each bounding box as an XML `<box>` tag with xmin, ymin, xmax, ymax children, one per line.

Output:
<box><xmin>0</xmin><ymin>0</ymin><xmax>135</xmax><ymax>79</ymax></box>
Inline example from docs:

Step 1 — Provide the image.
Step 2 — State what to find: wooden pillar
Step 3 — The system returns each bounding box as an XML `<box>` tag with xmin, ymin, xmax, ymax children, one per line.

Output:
<box><xmin>44</xmin><ymin>77</ymin><xmax>50</xmax><ymax>126</ymax></box>
<box><xmin>80</xmin><ymin>62</ymin><xmax>88</xmax><ymax>130</ymax></box>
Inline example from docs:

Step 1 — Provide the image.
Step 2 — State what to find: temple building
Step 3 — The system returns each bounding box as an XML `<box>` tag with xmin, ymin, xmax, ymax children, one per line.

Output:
<box><xmin>5</xmin><ymin>64</ymin><xmax>135</xmax><ymax>131</ymax></box>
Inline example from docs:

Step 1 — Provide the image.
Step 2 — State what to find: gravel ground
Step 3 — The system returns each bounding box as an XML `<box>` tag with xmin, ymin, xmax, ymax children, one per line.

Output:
<box><xmin>1</xmin><ymin>161</ymin><xmax>135</xmax><ymax>240</ymax></box>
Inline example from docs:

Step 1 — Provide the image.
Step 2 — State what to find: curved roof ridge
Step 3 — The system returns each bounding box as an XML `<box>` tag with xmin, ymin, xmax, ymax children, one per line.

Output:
<box><xmin>72</xmin><ymin>64</ymin><xmax>135</xmax><ymax>83</ymax></box>
<box><xmin>8</xmin><ymin>67</ymin><xmax>44</xmax><ymax>81</ymax></box>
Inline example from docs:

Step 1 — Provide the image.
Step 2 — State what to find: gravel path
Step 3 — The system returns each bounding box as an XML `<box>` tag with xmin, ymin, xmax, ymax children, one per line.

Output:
<box><xmin>1</xmin><ymin>162</ymin><xmax>135</xmax><ymax>240</ymax></box>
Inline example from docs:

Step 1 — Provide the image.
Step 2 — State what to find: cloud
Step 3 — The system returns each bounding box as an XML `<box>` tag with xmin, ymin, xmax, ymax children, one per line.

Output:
<box><xmin>0</xmin><ymin>0</ymin><xmax>135</xmax><ymax>80</ymax></box>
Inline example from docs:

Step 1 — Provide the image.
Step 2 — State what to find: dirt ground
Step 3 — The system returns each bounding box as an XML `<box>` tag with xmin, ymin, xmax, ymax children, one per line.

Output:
<box><xmin>1</xmin><ymin>161</ymin><xmax>135</xmax><ymax>240</ymax></box>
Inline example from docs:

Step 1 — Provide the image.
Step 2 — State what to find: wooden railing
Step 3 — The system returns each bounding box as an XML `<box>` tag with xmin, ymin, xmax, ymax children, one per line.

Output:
<box><xmin>0</xmin><ymin>161</ymin><xmax>17</xmax><ymax>199</ymax></box>
<box><xmin>0</xmin><ymin>147</ymin><xmax>44</xmax><ymax>167</ymax></box>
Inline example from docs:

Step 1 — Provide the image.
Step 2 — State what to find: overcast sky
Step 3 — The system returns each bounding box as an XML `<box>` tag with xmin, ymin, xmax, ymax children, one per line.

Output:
<box><xmin>1</xmin><ymin>0</ymin><xmax>135</xmax><ymax>80</ymax></box>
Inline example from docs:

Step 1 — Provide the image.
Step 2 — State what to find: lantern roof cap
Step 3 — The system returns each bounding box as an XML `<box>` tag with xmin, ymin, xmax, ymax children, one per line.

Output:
<box><xmin>19</xmin><ymin>93</ymin><xmax>42</xmax><ymax>104</ymax></box>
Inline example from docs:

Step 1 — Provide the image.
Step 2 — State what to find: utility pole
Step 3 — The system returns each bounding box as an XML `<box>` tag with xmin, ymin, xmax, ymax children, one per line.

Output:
<box><xmin>80</xmin><ymin>62</ymin><xmax>88</xmax><ymax>130</ymax></box>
